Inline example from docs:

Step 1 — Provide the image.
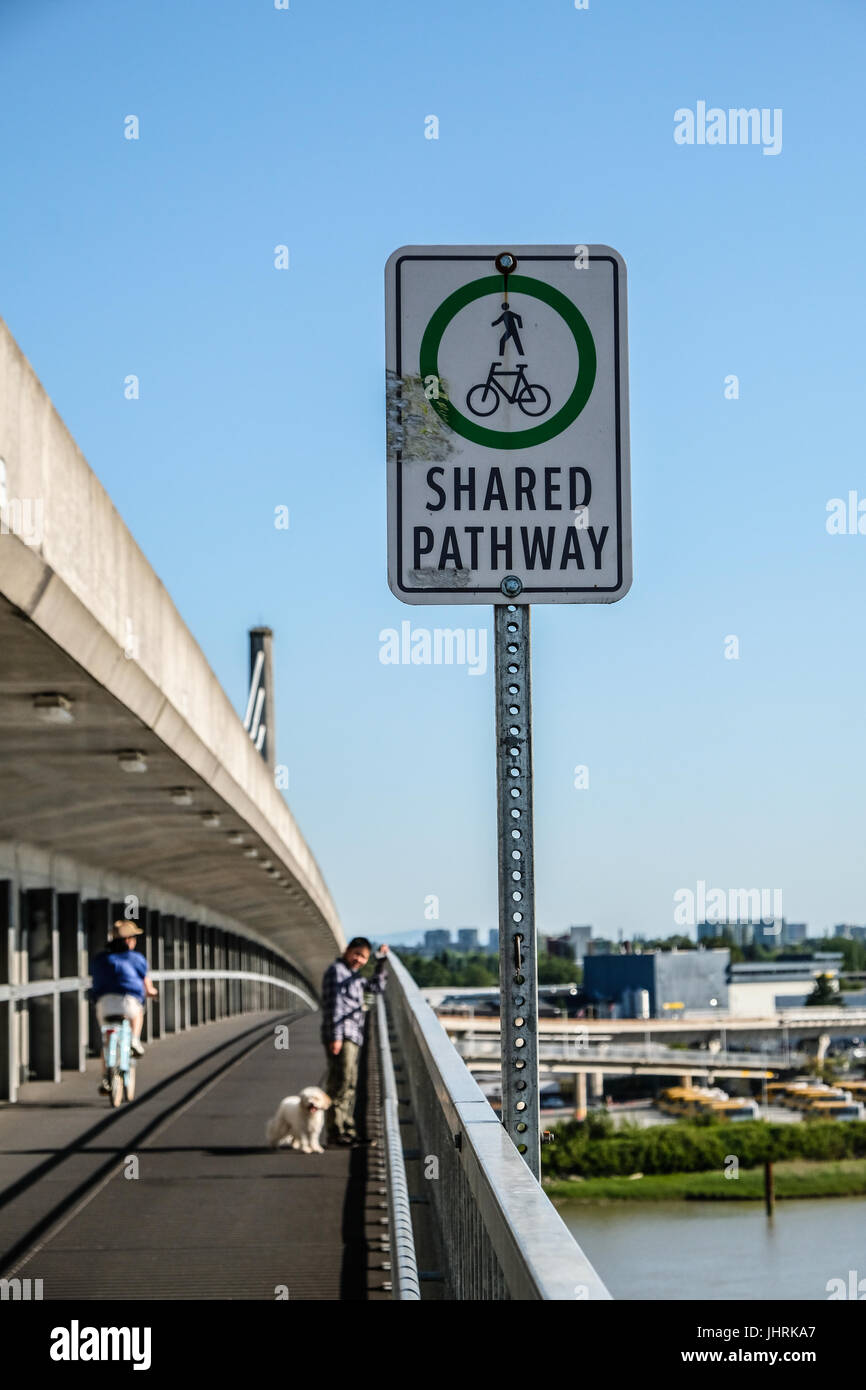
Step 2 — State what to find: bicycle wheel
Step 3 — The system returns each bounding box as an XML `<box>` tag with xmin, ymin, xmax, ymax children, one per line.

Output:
<box><xmin>109</xmin><ymin>1068</ymin><xmax>124</xmax><ymax>1108</ymax></box>
<box><xmin>124</xmin><ymin>1066</ymin><xmax>136</xmax><ymax>1103</ymax></box>
<box><xmin>466</xmin><ymin>383</ymin><xmax>500</xmax><ymax>417</ymax></box>
<box><xmin>517</xmin><ymin>383</ymin><xmax>551</xmax><ymax>416</ymax></box>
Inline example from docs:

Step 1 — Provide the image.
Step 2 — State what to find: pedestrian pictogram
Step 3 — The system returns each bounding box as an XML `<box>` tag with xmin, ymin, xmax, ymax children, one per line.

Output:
<box><xmin>492</xmin><ymin>301</ymin><xmax>524</xmax><ymax>356</ymax></box>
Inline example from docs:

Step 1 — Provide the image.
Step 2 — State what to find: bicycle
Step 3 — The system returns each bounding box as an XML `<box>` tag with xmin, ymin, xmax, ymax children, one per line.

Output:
<box><xmin>101</xmin><ymin>1014</ymin><xmax>137</xmax><ymax>1107</ymax></box>
<box><xmin>466</xmin><ymin>361</ymin><xmax>551</xmax><ymax>418</ymax></box>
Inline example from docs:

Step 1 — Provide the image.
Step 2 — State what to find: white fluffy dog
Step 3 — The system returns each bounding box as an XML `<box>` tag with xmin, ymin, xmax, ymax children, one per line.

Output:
<box><xmin>266</xmin><ymin>1086</ymin><xmax>332</xmax><ymax>1154</ymax></box>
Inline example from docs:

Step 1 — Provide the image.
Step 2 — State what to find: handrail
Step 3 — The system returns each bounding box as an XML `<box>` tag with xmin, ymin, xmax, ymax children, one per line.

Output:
<box><xmin>376</xmin><ymin>994</ymin><xmax>421</xmax><ymax>1300</ymax></box>
<box><xmin>387</xmin><ymin>953</ymin><xmax>611</xmax><ymax>1300</ymax></box>
<box><xmin>0</xmin><ymin>970</ymin><xmax>316</xmax><ymax>1011</ymax></box>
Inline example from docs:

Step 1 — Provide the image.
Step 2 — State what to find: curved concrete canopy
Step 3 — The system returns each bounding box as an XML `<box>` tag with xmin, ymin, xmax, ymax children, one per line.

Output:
<box><xmin>0</xmin><ymin>318</ymin><xmax>344</xmax><ymax>987</ymax></box>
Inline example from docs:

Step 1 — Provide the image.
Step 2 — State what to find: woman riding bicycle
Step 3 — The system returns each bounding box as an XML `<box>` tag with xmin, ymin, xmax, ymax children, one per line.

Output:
<box><xmin>90</xmin><ymin>921</ymin><xmax>158</xmax><ymax>1096</ymax></box>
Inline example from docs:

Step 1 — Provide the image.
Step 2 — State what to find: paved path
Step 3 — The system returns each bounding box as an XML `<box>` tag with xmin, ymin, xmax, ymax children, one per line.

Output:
<box><xmin>0</xmin><ymin>1009</ymin><xmax>389</xmax><ymax>1300</ymax></box>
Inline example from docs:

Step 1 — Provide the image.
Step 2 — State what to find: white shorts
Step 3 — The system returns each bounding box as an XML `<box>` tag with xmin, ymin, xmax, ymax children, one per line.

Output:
<box><xmin>96</xmin><ymin>994</ymin><xmax>144</xmax><ymax>1025</ymax></box>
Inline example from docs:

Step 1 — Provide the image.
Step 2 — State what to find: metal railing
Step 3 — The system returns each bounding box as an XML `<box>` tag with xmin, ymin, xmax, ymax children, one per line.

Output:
<box><xmin>376</xmin><ymin>994</ymin><xmax>420</xmax><ymax>1300</ymax></box>
<box><xmin>452</xmin><ymin>1038</ymin><xmax>806</xmax><ymax>1070</ymax></box>
<box><xmin>0</xmin><ymin>971</ymin><xmax>316</xmax><ymax>1010</ymax></box>
<box><xmin>386</xmin><ymin>953</ymin><xmax>611</xmax><ymax>1301</ymax></box>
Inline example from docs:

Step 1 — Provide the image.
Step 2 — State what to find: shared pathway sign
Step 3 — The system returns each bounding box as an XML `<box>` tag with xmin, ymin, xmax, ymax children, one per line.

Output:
<box><xmin>385</xmin><ymin>244</ymin><xmax>631</xmax><ymax>605</ymax></box>
<box><xmin>383</xmin><ymin>244</ymin><xmax>632</xmax><ymax>1178</ymax></box>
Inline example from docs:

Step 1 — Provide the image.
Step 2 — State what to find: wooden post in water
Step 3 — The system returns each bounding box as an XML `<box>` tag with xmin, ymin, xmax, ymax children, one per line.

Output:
<box><xmin>764</xmin><ymin>1160</ymin><xmax>775</xmax><ymax>1215</ymax></box>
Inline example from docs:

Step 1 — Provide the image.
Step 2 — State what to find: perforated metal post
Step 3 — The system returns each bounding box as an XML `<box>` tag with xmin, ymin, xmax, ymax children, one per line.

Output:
<box><xmin>494</xmin><ymin>602</ymin><xmax>540</xmax><ymax>1178</ymax></box>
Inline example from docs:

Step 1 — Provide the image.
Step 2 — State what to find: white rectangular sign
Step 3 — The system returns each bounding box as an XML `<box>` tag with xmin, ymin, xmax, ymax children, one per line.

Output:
<box><xmin>386</xmin><ymin>244</ymin><xmax>631</xmax><ymax>605</ymax></box>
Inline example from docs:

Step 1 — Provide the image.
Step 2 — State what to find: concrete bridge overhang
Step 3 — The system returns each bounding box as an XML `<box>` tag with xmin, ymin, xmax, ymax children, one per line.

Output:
<box><xmin>0</xmin><ymin>318</ymin><xmax>343</xmax><ymax>987</ymax></box>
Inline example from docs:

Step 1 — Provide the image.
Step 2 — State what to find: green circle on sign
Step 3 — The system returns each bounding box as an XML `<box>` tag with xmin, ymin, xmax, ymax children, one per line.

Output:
<box><xmin>418</xmin><ymin>274</ymin><xmax>597</xmax><ymax>450</ymax></box>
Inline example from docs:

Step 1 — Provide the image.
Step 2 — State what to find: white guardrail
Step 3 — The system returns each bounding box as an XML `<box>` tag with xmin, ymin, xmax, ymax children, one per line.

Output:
<box><xmin>386</xmin><ymin>953</ymin><xmax>611</xmax><ymax>1301</ymax></box>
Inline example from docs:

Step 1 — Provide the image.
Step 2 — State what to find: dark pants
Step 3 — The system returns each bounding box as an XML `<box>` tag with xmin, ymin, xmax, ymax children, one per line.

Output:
<box><xmin>324</xmin><ymin>1040</ymin><xmax>360</xmax><ymax>1139</ymax></box>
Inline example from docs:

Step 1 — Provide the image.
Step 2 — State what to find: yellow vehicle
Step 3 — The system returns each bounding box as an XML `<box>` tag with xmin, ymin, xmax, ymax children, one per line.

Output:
<box><xmin>781</xmin><ymin>1081</ymin><xmax>825</xmax><ymax>1108</ymax></box>
<box><xmin>808</xmin><ymin>1099</ymin><xmax>865</xmax><ymax>1121</ymax></box>
<box><xmin>658</xmin><ymin>1087</ymin><xmax>690</xmax><ymax>1116</ymax></box>
<box><xmin>765</xmin><ymin>1081</ymin><xmax>790</xmax><ymax>1102</ymax></box>
<box><xmin>788</xmin><ymin>1086</ymin><xmax>849</xmax><ymax>1111</ymax></box>
<box><xmin>659</xmin><ymin>1085</ymin><xmax>756</xmax><ymax>1121</ymax></box>
<box><xmin>713</xmin><ymin>1099</ymin><xmax>760</xmax><ymax>1121</ymax></box>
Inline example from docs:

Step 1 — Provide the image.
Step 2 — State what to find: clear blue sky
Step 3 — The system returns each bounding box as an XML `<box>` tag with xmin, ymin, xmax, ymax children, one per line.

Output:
<box><xmin>2</xmin><ymin>0</ymin><xmax>864</xmax><ymax>944</ymax></box>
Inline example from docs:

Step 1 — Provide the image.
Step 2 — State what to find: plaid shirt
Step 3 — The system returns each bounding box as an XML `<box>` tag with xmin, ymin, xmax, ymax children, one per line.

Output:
<box><xmin>320</xmin><ymin>955</ymin><xmax>387</xmax><ymax>1045</ymax></box>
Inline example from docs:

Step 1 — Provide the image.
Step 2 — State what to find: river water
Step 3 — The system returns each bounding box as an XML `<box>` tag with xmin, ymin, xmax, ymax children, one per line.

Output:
<box><xmin>560</xmin><ymin>1198</ymin><xmax>866</xmax><ymax>1300</ymax></box>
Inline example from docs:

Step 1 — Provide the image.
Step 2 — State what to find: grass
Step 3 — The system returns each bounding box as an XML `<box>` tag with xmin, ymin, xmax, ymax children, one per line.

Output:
<box><xmin>544</xmin><ymin>1159</ymin><xmax>866</xmax><ymax>1203</ymax></box>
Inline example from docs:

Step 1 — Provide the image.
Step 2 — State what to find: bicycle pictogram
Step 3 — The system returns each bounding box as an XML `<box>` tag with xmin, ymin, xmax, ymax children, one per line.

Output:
<box><xmin>466</xmin><ymin>361</ymin><xmax>552</xmax><ymax>418</ymax></box>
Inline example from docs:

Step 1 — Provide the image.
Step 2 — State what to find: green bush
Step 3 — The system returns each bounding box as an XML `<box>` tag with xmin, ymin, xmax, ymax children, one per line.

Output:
<box><xmin>542</xmin><ymin>1118</ymin><xmax>866</xmax><ymax>1177</ymax></box>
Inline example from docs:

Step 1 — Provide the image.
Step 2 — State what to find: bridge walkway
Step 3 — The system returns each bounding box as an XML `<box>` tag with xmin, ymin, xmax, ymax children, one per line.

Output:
<box><xmin>0</xmin><ymin>1010</ymin><xmax>389</xmax><ymax>1300</ymax></box>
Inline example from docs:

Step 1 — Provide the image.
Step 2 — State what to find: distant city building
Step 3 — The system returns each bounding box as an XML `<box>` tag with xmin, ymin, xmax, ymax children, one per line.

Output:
<box><xmin>424</xmin><ymin>929</ymin><xmax>452</xmax><ymax>952</ymax></box>
<box><xmin>584</xmin><ymin>950</ymin><xmax>730</xmax><ymax>1018</ymax></box>
<box><xmin>457</xmin><ymin>928</ymin><xmax>480</xmax><ymax>951</ymax></box>
<box><xmin>487</xmin><ymin>928</ymin><xmax>498</xmax><ymax>951</ymax></box>
<box><xmin>585</xmin><ymin>938</ymin><xmax>617</xmax><ymax>957</ymax></box>
<box><xmin>568</xmin><ymin>925</ymin><xmax>592</xmax><ymax>963</ymax></box>
<box><xmin>782</xmin><ymin>922</ymin><xmax>808</xmax><ymax>945</ymax></box>
<box><xmin>547</xmin><ymin>928</ymin><xmax>594</xmax><ymax>961</ymax></box>
<box><xmin>545</xmin><ymin>935</ymin><xmax>574</xmax><ymax>961</ymax></box>
<box><xmin>697</xmin><ymin>918</ymin><xmax>804</xmax><ymax>949</ymax></box>
<box><xmin>835</xmin><ymin>925</ymin><xmax>866</xmax><ymax>942</ymax></box>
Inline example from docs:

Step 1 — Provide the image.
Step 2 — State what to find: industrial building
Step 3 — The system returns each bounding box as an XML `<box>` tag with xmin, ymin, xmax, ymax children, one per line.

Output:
<box><xmin>726</xmin><ymin>956</ymin><xmax>843</xmax><ymax>1016</ymax></box>
<box><xmin>584</xmin><ymin>949</ymin><xmax>730</xmax><ymax>1018</ymax></box>
<box><xmin>583</xmin><ymin>949</ymin><xmax>845</xmax><ymax>1018</ymax></box>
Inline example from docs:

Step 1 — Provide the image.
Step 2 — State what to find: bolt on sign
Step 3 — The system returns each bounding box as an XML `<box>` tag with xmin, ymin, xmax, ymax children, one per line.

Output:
<box><xmin>385</xmin><ymin>245</ymin><xmax>631</xmax><ymax>605</ymax></box>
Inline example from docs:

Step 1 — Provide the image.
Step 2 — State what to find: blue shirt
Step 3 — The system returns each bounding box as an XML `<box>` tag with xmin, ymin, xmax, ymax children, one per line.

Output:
<box><xmin>320</xmin><ymin>956</ymin><xmax>387</xmax><ymax>1045</ymax></box>
<box><xmin>90</xmin><ymin>948</ymin><xmax>149</xmax><ymax>1002</ymax></box>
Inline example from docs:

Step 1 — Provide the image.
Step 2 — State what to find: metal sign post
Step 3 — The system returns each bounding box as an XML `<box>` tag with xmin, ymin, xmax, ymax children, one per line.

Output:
<box><xmin>386</xmin><ymin>244</ymin><xmax>630</xmax><ymax>1180</ymax></box>
<box><xmin>494</xmin><ymin>601</ymin><xmax>540</xmax><ymax>1176</ymax></box>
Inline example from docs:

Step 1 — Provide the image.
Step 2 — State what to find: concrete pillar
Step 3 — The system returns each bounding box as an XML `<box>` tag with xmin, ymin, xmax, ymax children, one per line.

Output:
<box><xmin>183</xmin><ymin>919</ymin><xmax>192</xmax><ymax>1028</ymax></box>
<box><xmin>228</xmin><ymin>935</ymin><xmax>237</xmax><ymax>1015</ymax></box>
<box><xmin>147</xmin><ymin>911</ymin><xmax>162</xmax><ymax>1041</ymax></box>
<box><xmin>682</xmin><ymin>1074</ymin><xmax>692</xmax><ymax>1090</ymax></box>
<box><xmin>189</xmin><ymin>923</ymin><xmax>202</xmax><ymax>1027</ymax></box>
<box><xmin>0</xmin><ymin>879</ymin><xmax>17</xmax><ymax>1102</ymax></box>
<box><xmin>163</xmin><ymin>916</ymin><xmax>177</xmax><ymax>1033</ymax></box>
<box><xmin>213</xmin><ymin>930</ymin><xmax>222</xmax><ymax>1020</ymax></box>
<box><xmin>185</xmin><ymin>922</ymin><xmax>194</xmax><ymax>1026</ymax></box>
<box><xmin>589</xmin><ymin>1070</ymin><xmax>604</xmax><ymax>1105</ymax></box>
<box><xmin>575</xmin><ymin>1070</ymin><xmax>587</xmax><ymax>1121</ymax></box>
<box><xmin>84</xmin><ymin>899</ymin><xmax>111</xmax><ymax>1056</ymax></box>
<box><xmin>225</xmin><ymin>932</ymin><xmax>232</xmax><ymax>1016</ymax></box>
<box><xmin>57</xmin><ymin>893</ymin><xmax>85</xmax><ymax>1072</ymax></box>
<box><xmin>26</xmin><ymin>888</ymin><xmax>60</xmax><ymax>1082</ymax></box>
<box><xmin>202</xmin><ymin>927</ymin><xmax>212</xmax><ymax>1022</ymax></box>
<box><xmin>173</xmin><ymin>917</ymin><xmax>186</xmax><ymax>1028</ymax></box>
